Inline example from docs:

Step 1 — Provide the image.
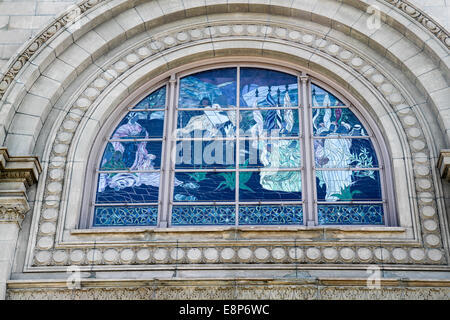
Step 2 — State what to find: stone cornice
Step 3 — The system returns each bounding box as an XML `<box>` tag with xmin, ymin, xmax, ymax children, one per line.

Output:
<box><xmin>438</xmin><ymin>149</ymin><xmax>450</xmax><ymax>182</ymax></box>
<box><xmin>0</xmin><ymin>148</ymin><xmax>41</xmax><ymax>188</ymax></box>
<box><xmin>0</xmin><ymin>0</ymin><xmax>448</xmax><ymax>101</ymax></box>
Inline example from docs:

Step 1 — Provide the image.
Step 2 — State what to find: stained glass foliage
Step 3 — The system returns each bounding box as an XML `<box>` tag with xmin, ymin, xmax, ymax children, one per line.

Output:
<box><xmin>178</xmin><ymin>68</ymin><xmax>237</xmax><ymax>108</ymax></box>
<box><xmin>318</xmin><ymin>204</ymin><xmax>384</xmax><ymax>225</ymax></box>
<box><xmin>240</xmin><ymin>68</ymin><xmax>299</xmax><ymax>107</ymax></box>
<box><xmin>312</xmin><ymin>108</ymin><xmax>368</xmax><ymax>137</ymax></box>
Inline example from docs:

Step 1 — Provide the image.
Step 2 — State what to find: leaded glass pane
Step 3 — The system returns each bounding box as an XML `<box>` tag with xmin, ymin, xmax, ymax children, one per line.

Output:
<box><xmin>173</xmin><ymin>172</ymin><xmax>236</xmax><ymax>202</ymax></box>
<box><xmin>314</xmin><ymin>138</ymin><xmax>378</xmax><ymax>168</ymax></box>
<box><xmin>241</xmin><ymin>139</ymin><xmax>301</xmax><ymax>169</ymax></box>
<box><xmin>239</xmin><ymin>170</ymin><xmax>302</xmax><ymax>201</ymax></box>
<box><xmin>239</xmin><ymin>205</ymin><xmax>303</xmax><ymax>225</ymax></box>
<box><xmin>176</xmin><ymin>110</ymin><xmax>236</xmax><ymax>138</ymax></box>
<box><xmin>316</xmin><ymin>170</ymin><xmax>382</xmax><ymax>202</ymax></box>
<box><xmin>240</xmin><ymin>68</ymin><xmax>299</xmax><ymax>107</ymax></box>
<box><xmin>178</xmin><ymin>68</ymin><xmax>237</xmax><ymax>108</ymax></box>
<box><xmin>311</xmin><ymin>84</ymin><xmax>345</xmax><ymax>107</ymax></box>
<box><xmin>110</xmin><ymin>111</ymin><xmax>165</xmax><ymax>139</ymax></box>
<box><xmin>312</xmin><ymin>108</ymin><xmax>368</xmax><ymax>137</ymax></box>
<box><xmin>175</xmin><ymin>140</ymin><xmax>236</xmax><ymax>169</ymax></box>
<box><xmin>239</xmin><ymin>109</ymin><xmax>300</xmax><ymax>137</ymax></box>
<box><xmin>100</xmin><ymin>141</ymin><xmax>162</xmax><ymax>170</ymax></box>
<box><xmin>318</xmin><ymin>204</ymin><xmax>384</xmax><ymax>225</ymax></box>
<box><xmin>171</xmin><ymin>205</ymin><xmax>235</xmax><ymax>225</ymax></box>
<box><xmin>96</xmin><ymin>172</ymin><xmax>160</xmax><ymax>203</ymax></box>
<box><xmin>133</xmin><ymin>85</ymin><xmax>166</xmax><ymax>109</ymax></box>
<box><xmin>93</xmin><ymin>206</ymin><xmax>158</xmax><ymax>226</ymax></box>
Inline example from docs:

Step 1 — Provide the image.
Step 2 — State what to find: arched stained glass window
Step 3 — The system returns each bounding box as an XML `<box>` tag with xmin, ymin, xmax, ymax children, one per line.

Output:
<box><xmin>90</xmin><ymin>66</ymin><xmax>388</xmax><ymax>228</ymax></box>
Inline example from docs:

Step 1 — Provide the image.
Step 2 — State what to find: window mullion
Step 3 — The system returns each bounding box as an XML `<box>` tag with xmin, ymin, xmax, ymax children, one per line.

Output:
<box><xmin>159</xmin><ymin>75</ymin><xmax>177</xmax><ymax>228</ymax></box>
<box><xmin>300</xmin><ymin>74</ymin><xmax>316</xmax><ymax>226</ymax></box>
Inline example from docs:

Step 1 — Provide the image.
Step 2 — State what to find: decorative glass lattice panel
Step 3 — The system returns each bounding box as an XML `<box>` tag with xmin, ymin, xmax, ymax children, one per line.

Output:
<box><xmin>171</xmin><ymin>67</ymin><xmax>303</xmax><ymax>225</ymax></box>
<box><xmin>93</xmin><ymin>86</ymin><xmax>167</xmax><ymax>226</ymax></box>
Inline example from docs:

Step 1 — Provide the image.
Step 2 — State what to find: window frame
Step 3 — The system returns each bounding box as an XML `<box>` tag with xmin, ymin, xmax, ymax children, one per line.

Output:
<box><xmin>81</xmin><ymin>63</ymin><xmax>397</xmax><ymax>229</ymax></box>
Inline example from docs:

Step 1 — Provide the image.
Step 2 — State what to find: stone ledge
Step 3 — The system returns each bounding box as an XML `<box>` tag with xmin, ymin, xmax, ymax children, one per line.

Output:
<box><xmin>437</xmin><ymin>149</ymin><xmax>450</xmax><ymax>182</ymax></box>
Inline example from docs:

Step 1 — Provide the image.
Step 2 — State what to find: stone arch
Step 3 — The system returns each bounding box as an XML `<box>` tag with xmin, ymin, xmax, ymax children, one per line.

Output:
<box><xmin>0</xmin><ymin>0</ymin><xmax>446</xmax><ymax>270</ymax></box>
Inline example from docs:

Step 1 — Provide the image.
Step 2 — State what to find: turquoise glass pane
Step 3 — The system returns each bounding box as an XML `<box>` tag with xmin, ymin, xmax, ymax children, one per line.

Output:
<box><xmin>171</xmin><ymin>205</ymin><xmax>235</xmax><ymax>225</ymax></box>
<box><xmin>240</xmin><ymin>139</ymin><xmax>301</xmax><ymax>169</ymax></box>
<box><xmin>179</xmin><ymin>68</ymin><xmax>237</xmax><ymax>108</ymax></box>
<box><xmin>173</xmin><ymin>172</ymin><xmax>236</xmax><ymax>202</ymax></box>
<box><xmin>239</xmin><ymin>205</ymin><xmax>303</xmax><ymax>225</ymax></box>
<box><xmin>93</xmin><ymin>206</ymin><xmax>158</xmax><ymax>226</ymax></box>
<box><xmin>311</xmin><ymin>84</ymin><xmax>345</xmax><ymax>106</ymax></box>
<box><xmin>239</xmin><ymin>170</ymin><xmax>301</xmax><ymax>201</ymax></box>
<box><xmin>100</xmin><ymin>141</ymin><xmax>162</xmax><ymax>170</ymax></box>
<box><xmin>239</xmin><ymin>109</ymin><xmax>300</xmax><ymax>137</ymax></box>
<box><xmin>110</xmin><ymin>111</ymin><xmax>165</xmax><ymax>139</ymax></box>
<box><xmin>312</xmin><ymin>108</ymin><xmax>368</xmax><ymax>137</ymax></box>
<box><xmin>314</xmin><ymin>138</ymin><xmax>378</xmax><ymax>168</ymax></box>
<box><xmin>133</xmin><ymin>86</ymin><xmax>166</xmax><ymax>109</ymax></box>
<box><xmin>316</xmin><ymin>170</ymin><xmax>382</xmax><ymax>202</ymax></box>
<box><xmin>176</xmin><ymin>110</ymin><xmax>236</xmax><ymax>138</ymax></box>
<box><xmin>240</xmin><ymin>67</ymin><xmax>299</xmax><ymax>107</ymax></box>
<box><xmin>174</xmin><ymin>140</ymin><xmax>236</xmax><ymax>169</ymax></box>
<box><xmin>96</xmin><ymin>172</ymin><xmax>160</xmax><ymax>203</ymax></box>
<box><xmin>318</xmin><ymin>204</ymin><xmax>384</xmax><ymax>225</ymax></box>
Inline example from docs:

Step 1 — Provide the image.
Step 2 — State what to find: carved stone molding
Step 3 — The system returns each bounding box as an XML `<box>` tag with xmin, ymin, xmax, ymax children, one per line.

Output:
<box><xmin>438</xmin><ymin>150</ymin><xmax>450</xmax><ymax>182</ymax></box>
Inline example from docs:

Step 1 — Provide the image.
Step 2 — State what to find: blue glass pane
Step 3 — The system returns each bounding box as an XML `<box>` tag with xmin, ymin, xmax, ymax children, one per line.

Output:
<box><xmin>241</xmin><ymin>139</ymin><xmax>301</xmax><ymax>169</ymax></box>
<box><xmin>239</xmin><ymin>170</ymin><xmax>301</xmax><ymax>201</ymax></box>
<box><xmin>314</xmin><ymin>138</ymin><xmax>379</xmax><ymax>168</ymax></box>
<box><xmin>93</xmin><ymin>206</ymin><xmax>158</xmax><ymax>226</ymax></box>
<box><xmin>240</xmin><ymin>109</ymin><xmax>299</xmax><ymax>137</ymax></box>
<box><xmin>177</xmin><ymin>110</ymin><xmax>236</xmax><ymax>138</ymax></box>
<box><xmin>240</xmin><ymin>68</ymin><xmax>298</xmax><ymax>107</ymax></box>
<box><xmin>316</xmin><ymin>170</ymin><xmax>382</xmax><ymax>201</ymax></box>
<box><xmin>110</xmin><ymin>111</ymin><xmax>165</xmax><ymax>139</ymax></box>
<box><xmin>174</xmin><ymin>172</ymin><xmax>236</xmax><ymax>202</ymax></box>
<box><xmin>239</xmin><ymin>205</ymin><xmax>303</xmax><ymax>225</ymax></box>
<box><xmin>171</xmin><ymin>205</ymin><xmax>235</xmax><ymax>225</ymax></box>
<box><xmin>312</xmin><ymin>108</ymin><xmax>368</xmax><ymax>137</ymax></box>
<box><xmin>318</xmin><ymin>204</ymin><xmax>384</xmax><ymax>225</ymax></box>
<box><xmin>175</xmin><ymin>140</ymin><xmax>235</xmax><ymax>169</ymax></box>
<box><xmin>96</xmin><ymin>172</ymin><xmax>160</xmax><ymax>203</ymax></box>
<box><xmin>179</xmin><ymin>68</ymin><xmax>237</xmax><ymax>108</ymax></box>
<box><xmin>311</xmin><ymin>84</ymin><xmax>345</xmax><ymax>106</ymax></box>
<box><xmin>133</xmin><ymin>86</ymin><xmax>166</xmax><ymax>109</ymax></box>
<box><xmin>100</xmin><ymin>141</ymin><xmax>162</xmax><ymax>170</ymax></box>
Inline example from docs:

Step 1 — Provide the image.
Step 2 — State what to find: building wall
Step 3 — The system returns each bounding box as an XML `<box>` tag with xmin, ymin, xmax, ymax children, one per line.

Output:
<box><xmin>0</xmin><ymin>0</ymin><xmax>449</xmax><ymax>300</ymax></box>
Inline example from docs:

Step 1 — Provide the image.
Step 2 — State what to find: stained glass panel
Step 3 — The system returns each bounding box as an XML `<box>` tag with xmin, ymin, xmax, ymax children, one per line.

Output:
<box><xmin>176</xmin><ymin>110</ymin><xmax>236</xmax><ymax>138</ymax></box>
<box><xmin>100</xmin><ymin>141</ymin><xmax>162</xmax><ymax>170</ymax></box>
<box><xmin>133</xmin><ymin>85</ymin><xmax>166</xmax><ymax>109</ymax></box>
<box><xmin>318</xmin><ymin>204</ymin><xmax>384</xmax><ymax>225</ymax></box>
<box><xmin>311</xmin><ymin>84</ymin><xmax>345</xmax><ymax>107</ymax></box>
<box><xmin>171</xmin><ymin>205</ymin><xmax>235</xmax><ymax>225</ymax></box>
<box><xmin>312</xmin><ymin>108</ymin><xmax>368</xmax><ymax>137</ymax></box>
<box><xmin>239</xmin><ymin>170</ymin><xmax>302</xmax><ymax>201</ymax></box>
<box><xmin>239</xmin><ymin>205</ymin><xmax>303</xmax><ymax>225</ymax></box>
<box><xmin>175</xmin><ymin>140</ymin><xmax>236</xmax><ymax>169</ymax></box>
<box><xmin>239</xmin><ymin>109</ymin><xmax>300</xmax><ymax>137</ymax></box>
<box><xmin>173</xmin><ymin>172</ymin><xmax>236</xmax><ymax>202</ymax></box>
<box><xmin>241</xmin><ymin>139</ymin><xmax>301</xmax><ymax>169</ymax></box>
<box><xmin>240</xmin><ymin>67</ymin><xmax>298</xmax><ymax>107</ymax></box>
<box><xmin>314</xmin><ymin>138</ymin><xmax>378</xmax><ymax>168</ymax></box>
<box><xmin>93</xmin><ymin>206</ymin><xmax>158</xmax><ymax>226</ymax></box>
<box><xmin>316</xmin><ymin>170</ymin><xmax>382</xmax><ymax>202</ymax></box>
<box><xmin>178</xmin><ymin>68</ymin><xmax>237</xmax><ymax>108</ymax></box>
<box><xmin>110</xmin><ymin>111</ymin><xmax>165</xmax><ymax>139</ymax></box>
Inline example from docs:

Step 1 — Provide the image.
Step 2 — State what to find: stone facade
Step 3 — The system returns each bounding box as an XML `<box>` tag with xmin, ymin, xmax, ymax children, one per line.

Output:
<box><xmin>0</xmin><ymin>0</ymin><xmax>449</xmax><ymax>300</ymax></box>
